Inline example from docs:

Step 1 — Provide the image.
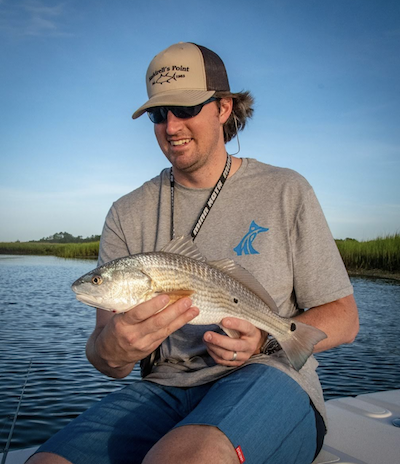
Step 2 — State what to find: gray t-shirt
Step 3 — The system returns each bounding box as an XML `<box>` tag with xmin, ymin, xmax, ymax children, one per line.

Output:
<box><xmin>98</xmin><ymin>158</ymin><xmax>354</xmax><ymax>424</ymax></box>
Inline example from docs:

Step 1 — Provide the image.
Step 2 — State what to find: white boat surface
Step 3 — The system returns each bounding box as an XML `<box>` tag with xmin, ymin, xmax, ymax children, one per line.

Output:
<box><xmin>1</xmin><ymin>389</ymin><xmax>399</xmax><ymax>464</ymax></box>
<box><xmin>313</xmin><ymin>388</ymin><xmax>400</xmax><ymax>464</ymax></box>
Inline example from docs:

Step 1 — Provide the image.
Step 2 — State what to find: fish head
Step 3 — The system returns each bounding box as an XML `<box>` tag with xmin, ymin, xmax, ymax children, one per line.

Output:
<box><xmin>71</xmin><ymin>258</ymin><xmax>152</xmax><ymax>313</ymax></box>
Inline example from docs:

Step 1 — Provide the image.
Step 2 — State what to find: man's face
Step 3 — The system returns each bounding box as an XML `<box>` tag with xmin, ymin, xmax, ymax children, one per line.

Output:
<box><xmin>153</xmin><ymin>99</ymin><xmax>231</xmax><ymax>176</ymax></box>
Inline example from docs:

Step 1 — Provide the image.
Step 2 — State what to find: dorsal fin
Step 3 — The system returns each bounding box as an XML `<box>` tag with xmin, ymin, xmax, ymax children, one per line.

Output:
<box><xmin>161</xmin><ymin>237</ymin><xmax>279</xmax><ymax>313</ymax></box>
<box><xmin>209</xmin><ymin>259</ymin><xmax>279</xmax><ymax>313</ymax></box>
<box><xmin>160</xmin><ymin>236</ymin><xmax>206</xmax><ymax>262</ymax></box>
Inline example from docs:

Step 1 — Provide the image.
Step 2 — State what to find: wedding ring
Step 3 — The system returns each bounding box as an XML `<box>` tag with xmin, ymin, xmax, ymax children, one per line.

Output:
<box><xmin>231</xmin><ymin>351</ymin><xmax>237</xmax><ymax>361</ymax></box>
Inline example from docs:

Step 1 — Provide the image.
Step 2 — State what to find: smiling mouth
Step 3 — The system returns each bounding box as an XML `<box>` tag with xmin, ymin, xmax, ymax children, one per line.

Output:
<box><xmin>169</xmin><ymin>139</ymin><xmax>191</xmax><ymax>147</ymax></box>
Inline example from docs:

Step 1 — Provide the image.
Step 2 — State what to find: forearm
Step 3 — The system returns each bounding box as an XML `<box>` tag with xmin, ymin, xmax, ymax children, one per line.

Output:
<box><xmin>295</xmin><ymin>294</ymin><xmax>359</xmax><ymax>353</ymax></box>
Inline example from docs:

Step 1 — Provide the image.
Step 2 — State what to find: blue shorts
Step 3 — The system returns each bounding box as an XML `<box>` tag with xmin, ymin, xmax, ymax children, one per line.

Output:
<box><xmin>36</xmin><ymin>365</ymin><xmax>324</xmax><ymax>464</ymax></box>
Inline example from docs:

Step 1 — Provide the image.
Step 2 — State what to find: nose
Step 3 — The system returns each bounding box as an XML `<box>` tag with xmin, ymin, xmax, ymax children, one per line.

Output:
<box><xmin>165</xmin><ymin>110</ymin><xmax>184</xmax><ymax>134</ymax></box>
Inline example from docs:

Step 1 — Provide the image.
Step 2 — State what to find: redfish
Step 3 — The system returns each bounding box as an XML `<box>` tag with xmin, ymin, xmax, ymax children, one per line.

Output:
<box><xmin>72</xmin><ymin>236</ymin><xmax>326</xmax><ymax>371</ymax></box>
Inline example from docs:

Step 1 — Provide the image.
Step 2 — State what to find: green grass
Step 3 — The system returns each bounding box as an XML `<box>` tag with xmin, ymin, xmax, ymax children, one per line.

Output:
<box><xmin>0</xmin><ymin>241</ymin><xmax>100</xmax><ymax>259</ymax></box>
<box><xmin>1</xmin><ymin>234</ymin><xmax>399</xmax><ymax>274</ymax></box>
<box><xmin>336</xmin><ymin>233</ymin><xmax>400</xmax><ymax>273</ymax></box>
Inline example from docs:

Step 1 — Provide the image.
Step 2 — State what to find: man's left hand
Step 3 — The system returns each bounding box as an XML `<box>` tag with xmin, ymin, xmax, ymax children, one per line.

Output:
<box><xmin>203</xmin><ymin>318</ymin><xmax>267</xmax><ymax>366</ymax></box>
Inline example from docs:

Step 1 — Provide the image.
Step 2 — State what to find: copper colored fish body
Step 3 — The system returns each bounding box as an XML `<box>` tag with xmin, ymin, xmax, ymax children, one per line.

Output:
<box><xmin>72</xmin><ymin>236</ymin><xmax>326</xmax><ymax>371</ymax></box>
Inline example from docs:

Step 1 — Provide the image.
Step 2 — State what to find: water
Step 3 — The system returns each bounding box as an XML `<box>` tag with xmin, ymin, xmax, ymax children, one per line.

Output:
<box><xmin>0</xmin><ymin>255</ymin><xmax>134</xmax><ymax>452</ymax></box>
<box><xmin>316</xmin><ymin>275</ymin><xmax>400</xmax><ymax>399</ymax></box>
<box><xmin>0</xmin><ymin>255</ymin><xmax>399</xmax><ymax>452</ymax></box>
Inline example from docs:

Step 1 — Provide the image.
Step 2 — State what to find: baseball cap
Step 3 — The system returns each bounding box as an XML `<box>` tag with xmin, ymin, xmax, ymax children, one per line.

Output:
<box><xmin>132</xmin><ymin>42</ymin><xmax>230</xmax><ymax>119</ymax></box>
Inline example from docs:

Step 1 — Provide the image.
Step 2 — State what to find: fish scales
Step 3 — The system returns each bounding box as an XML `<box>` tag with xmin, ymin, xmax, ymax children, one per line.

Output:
<box><xmin>120</xmin><ymin>252</ymin><xmax>296</xmax><ymax>339</ymax></box>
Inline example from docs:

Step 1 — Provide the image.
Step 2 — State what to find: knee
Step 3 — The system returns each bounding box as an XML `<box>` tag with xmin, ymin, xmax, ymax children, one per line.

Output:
<box><xmin>25</xmin><ymin>452</ymin><xmax>72</xmax><ymax>464</ymax></box>
<box><xmin>143</xmin><ymin>425</ymin><xmax>237</xmax><ymax>464</ymax></box>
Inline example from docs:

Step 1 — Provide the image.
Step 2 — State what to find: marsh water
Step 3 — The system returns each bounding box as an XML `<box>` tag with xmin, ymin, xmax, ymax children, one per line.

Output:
<box><xmin>1</xmin><ymin>255</ymin><xmax>399</xmax><ymax>451</ymax></box>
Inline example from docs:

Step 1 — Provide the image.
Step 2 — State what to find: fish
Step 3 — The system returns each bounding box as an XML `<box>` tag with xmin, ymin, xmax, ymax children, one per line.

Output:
<box><xmin>155</xmin><ymin>72</ymin><xmax>177</xmax><ymax>85</ymax></box>
<box><xmin>71</xmin><ymin>236</ymin><xmax>327</xmax><ymax>371</ymax></box>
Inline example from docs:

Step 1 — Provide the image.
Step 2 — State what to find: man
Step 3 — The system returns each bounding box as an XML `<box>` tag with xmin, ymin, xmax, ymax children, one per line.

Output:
<box><xmin>28</xmin><ymin>42</ymin><xmax>359</xmax><ymax>464</ymax></box>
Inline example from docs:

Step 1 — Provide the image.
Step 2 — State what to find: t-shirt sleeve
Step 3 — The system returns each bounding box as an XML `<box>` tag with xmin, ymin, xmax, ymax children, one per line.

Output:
<box><xmin>292</xmin><ymin>188</ymin><xmax>353</xmax><ymax>309</ymax></box>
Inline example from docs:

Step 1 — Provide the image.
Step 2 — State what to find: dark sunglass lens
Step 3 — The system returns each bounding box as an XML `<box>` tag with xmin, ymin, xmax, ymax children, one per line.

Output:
<box><xmin>147</xmin><ymin>97</ymin><xmax>216</xmax><ymax>124</ymax></box>
<box><xmin>171</xmin><ymin>104</ymin><xmax>202</xmax><ymax>119</ymax></box>
<box><xmin>147</xmin><ymin>107</ymin><xmax>167</xmax><ymax>124</ymax></box>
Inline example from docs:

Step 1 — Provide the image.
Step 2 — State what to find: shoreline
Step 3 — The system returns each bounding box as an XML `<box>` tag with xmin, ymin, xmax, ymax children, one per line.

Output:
<box><xmin>348</xmin><ymin>269</ymin><xmax>400</xmax><ymax>281</ymax></box>
<box><xmin>1</xmin><ymin>250</ymin><xmax>399</xmax><ymax>281</ymax></box>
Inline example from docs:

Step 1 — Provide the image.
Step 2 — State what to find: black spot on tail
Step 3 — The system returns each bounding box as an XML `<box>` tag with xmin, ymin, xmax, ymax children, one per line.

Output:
<box><xmin>290</xmin><ymin>323</ymin><xmax>296</xmax><ymax>332</ymax></box>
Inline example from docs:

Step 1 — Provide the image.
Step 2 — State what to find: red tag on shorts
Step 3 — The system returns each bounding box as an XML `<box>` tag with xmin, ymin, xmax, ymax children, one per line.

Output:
<box><xmin>235</xmin><ymin>445</ymin><xmax>245</xmax><ymax>463</ymax></box>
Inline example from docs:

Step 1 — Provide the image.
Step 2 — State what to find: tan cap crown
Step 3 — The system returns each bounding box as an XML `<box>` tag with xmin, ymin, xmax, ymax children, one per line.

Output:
<box><xmin>132</xmin><ymin>42</ymin><xmax>230</xmax><ymax>119</ymax></box>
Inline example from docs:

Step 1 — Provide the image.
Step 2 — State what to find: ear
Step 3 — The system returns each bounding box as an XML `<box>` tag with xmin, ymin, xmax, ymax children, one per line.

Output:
<box><xmin>218</xmin><ymin>98</ymin><xmax>233</xmax><ymax>124</ymax></box>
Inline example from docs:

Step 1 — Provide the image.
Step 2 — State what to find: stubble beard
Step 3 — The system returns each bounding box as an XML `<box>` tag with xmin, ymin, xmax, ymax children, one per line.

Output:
<box><xmin>171</xmin><ymin>151</ymin><xmax>209</xmax><ymax>174</ymax></box>
<box><xmin>168</xmin><ymin>134</ymin><xmax>221</xmax><ymax>178</ymax></box>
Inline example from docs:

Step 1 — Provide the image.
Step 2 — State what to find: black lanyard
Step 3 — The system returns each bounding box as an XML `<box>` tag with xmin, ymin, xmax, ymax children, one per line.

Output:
<box><xmin>169</xmin><ymin>155</ymin><xmax>232</xmax><ymax>240</ymax></box>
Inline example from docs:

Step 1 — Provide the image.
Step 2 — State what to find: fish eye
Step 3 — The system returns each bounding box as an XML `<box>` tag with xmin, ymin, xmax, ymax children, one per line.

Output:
<box><xmin>91</xmin><ymin>275</ymin><xmax>103</xmax><ymax>285</ymax></box>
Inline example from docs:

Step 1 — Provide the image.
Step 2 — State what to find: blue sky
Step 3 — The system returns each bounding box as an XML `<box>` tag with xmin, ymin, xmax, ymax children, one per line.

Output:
<box><xmin>0</xmin><ymin>0</ymin><xmax>399</xmax><ymax>242</ymax></box>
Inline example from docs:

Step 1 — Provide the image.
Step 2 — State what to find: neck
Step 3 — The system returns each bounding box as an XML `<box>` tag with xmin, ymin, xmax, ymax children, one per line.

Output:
<box><xmin>172</xmin><ymin>155</ymin><xmax>242</xmax><ymax>189</ymax></box>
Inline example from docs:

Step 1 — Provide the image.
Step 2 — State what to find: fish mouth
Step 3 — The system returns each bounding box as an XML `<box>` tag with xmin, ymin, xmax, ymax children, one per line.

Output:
<box><xmin>74</xmin><ymin>293</ymin><xmax>102</xmax><ymax>309</ymax></box>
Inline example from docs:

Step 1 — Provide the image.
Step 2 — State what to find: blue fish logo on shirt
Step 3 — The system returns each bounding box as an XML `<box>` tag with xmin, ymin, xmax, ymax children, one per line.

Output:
<box><xmin>234</xmin><ymin>221</ymin><xmax>269</xmax><ymax>256</ymax></box>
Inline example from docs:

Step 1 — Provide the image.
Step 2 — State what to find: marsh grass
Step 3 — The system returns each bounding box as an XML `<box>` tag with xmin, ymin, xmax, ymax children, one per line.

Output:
<box><xmin>0</xmin><ymin>241</ymin><xmax>99</xmax><ymax>259</ymax></box>
<box><xmin>1</xmin><ymin>234</ymin><xmax>399</xmax><ymax>273</ymax></box>
<box><xmin>336</xmin><ymin>233</ymin><xmax>400</xmax><ymax>273</ymax></box>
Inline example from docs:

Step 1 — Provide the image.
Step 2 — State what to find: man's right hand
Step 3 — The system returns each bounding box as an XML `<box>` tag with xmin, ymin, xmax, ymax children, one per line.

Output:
<box><xmin>86</xmin><ymin>294</ymin><xmax>199</xmax><ymax>378</ymax></box>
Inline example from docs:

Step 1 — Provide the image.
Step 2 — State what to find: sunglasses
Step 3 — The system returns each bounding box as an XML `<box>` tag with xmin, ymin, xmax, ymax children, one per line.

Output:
<box><xmin>147</xmin><ymin>97</ymin><xmax>217</xmax><ymax>124</ymax></box>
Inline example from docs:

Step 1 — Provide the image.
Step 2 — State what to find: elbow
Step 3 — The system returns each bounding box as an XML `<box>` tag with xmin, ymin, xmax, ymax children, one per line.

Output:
<box><xmin>344</xmin><ymin>311</ymin><xmax>360</xmax><ymax>345</ymax></box>
<box><xmin>345</xmin><ymin>328</ymin><xmax>359</xmax><ymax>345</ymax></box>
<box><xmin>350</xmin><ymin>323</ymin><xmax>360</xmax><ymax>344</ymax></box>
<box><xmin>341</xmin><ymin>294</ymin><xmax>360</xmax><ymax>345</ymax></box>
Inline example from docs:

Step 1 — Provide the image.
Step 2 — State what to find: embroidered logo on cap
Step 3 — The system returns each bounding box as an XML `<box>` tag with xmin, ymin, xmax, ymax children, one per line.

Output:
<box><xmin>149</xmin><ymin>66</ymin><xmax>189</xmax><ymax>86</ymax></box>
<box><xmin>154</xmin><ymin>73</ymin><xmax>177</xmax><ymax>85</ymax></box>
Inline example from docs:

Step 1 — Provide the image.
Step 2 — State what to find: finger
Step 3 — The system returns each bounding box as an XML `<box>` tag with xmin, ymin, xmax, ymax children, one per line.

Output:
<box><xmin>204</xmin><ymin>330</ymin><xmax>247</xmax><ymax>353</ymax></box>
<box><xmin>207</xmin><ymin>343</ymin><xmax>240</xmax><ymax>362</ymax></box>
<box><xmin>113</xmin><ymin>300</ymin><xmax>199</xmax><ymax>358</ymax></box>
<box><xmin>207</xmin><ymin>343</ymin><xmax>243</xmax><ymax>366</ymax></box>
<box><xmin>148</xmin><ymin>299</ymin><xmax>199</xmax><ymax>338</ymax></box>
<box><xmin>119</xmin><ymin>294</ymin><xmax>171</xmax><ymax>325</ymax></box>
<box><xmin>138</xmin><ymin>304</ymin><xmax>199</xmax><ymax>356</ymax></box>
<box><xmin>220</xmin><ymin>318</ymin><xmax>264</xmax><ymax>355</ymax></box>
<box><xmin>221</xmin><ymin>317</ymin><xmax>258</xmax><ymax>338</ymax></box>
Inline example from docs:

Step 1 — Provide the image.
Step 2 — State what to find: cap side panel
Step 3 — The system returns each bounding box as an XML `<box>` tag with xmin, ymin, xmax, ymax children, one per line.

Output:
<box><xmin>195</xmin><ymin>44</ymin><xmax>230</xmax><ymax>91</ymax></box>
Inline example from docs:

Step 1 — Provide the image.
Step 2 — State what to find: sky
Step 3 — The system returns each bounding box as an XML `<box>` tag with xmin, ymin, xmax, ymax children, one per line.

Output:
<box><xmin>0</xmin><ymin>0</ymin><xmax>399</xmax><ymax>242</ymax></box>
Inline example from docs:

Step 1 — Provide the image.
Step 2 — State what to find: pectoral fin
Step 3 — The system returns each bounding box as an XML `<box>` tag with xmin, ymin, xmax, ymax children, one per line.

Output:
<box><xmin>157</xmin><ymin>290</ymin><xmax>195</xmax><ymax>306</ymax></box>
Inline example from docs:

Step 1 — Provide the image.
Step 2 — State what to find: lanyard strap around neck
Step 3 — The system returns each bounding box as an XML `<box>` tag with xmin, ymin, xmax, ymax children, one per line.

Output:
<box><xmin>170</xmin><ymin>155</ymin><xmax>232</xmax><ymax>240</ymax></box>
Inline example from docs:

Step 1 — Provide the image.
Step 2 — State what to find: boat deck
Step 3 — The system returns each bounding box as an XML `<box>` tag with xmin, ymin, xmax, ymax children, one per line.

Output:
<box><xmin>2</xmin><ymin>389</ymin><xmax>399</xmax><ymax>464</ymax></box>
<box><xmin>313</xmin><ymin>389</ymin><xmax>400</xmax><ymax>464</ymax></box>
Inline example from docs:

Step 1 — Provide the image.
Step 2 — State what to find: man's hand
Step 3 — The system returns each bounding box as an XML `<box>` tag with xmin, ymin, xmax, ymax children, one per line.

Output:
<box><xmin>86</xmin><ymin>295</ymin><xmax>199</xmax><ymax>378</ymax></box>
<box><xmin>203</xmin><ymin>318</ymin><xmax>267</xmax><ymax>366</ymax></box>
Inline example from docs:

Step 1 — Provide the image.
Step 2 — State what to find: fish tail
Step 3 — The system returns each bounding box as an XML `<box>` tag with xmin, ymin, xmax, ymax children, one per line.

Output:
<box><xmin>278</xmin><ymin>321</ymin><xmax>327</xmax><ymax>371</ymax></box>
